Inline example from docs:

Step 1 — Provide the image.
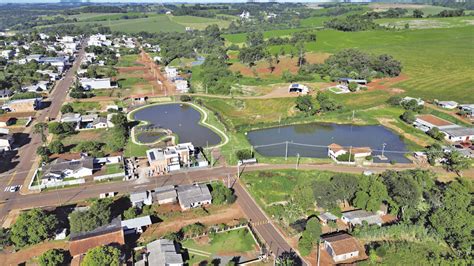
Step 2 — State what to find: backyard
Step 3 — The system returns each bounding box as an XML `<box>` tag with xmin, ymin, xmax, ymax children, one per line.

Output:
<box><xmin>182</xmin><ymin>228</ymin><xmax>259</xmax><ymax>266</ymax></box>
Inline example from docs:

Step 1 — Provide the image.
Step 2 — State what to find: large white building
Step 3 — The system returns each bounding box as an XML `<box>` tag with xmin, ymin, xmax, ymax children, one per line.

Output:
<box><xmin>80</xmin><ymin>78</ymin><xmax>116</xmax><ymax>90</ymax></box>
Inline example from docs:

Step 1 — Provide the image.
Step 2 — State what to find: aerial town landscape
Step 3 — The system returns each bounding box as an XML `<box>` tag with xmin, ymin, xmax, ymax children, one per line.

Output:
<box><xmin>0</xmin><ymin>0</ymin><xmax>472</xmax><ymax>265</ymax></box>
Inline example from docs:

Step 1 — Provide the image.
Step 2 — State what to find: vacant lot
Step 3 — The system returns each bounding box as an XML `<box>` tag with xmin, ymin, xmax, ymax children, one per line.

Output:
<box><xmin>225</xmin><ymin>26</ymin><xmax>474</xmax><ymax>102</ymax></box>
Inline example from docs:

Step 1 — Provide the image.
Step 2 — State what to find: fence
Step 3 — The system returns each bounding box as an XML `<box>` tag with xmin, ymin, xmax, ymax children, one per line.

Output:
<box><xmin>93</xmin><ymin>172</ymin><xmax>126</xmax><ymax>181</ymax></box>
<box><xmin>29</xmin><ymin>178</ymin><xmax>85</xmax><ymax>190</ymax></box>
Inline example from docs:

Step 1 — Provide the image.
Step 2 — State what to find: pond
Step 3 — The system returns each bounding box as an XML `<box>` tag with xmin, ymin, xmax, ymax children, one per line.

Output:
<box><xmin>247</xmin><ymin>123</ymin><xmax>411</xmax><ymax>163</ymax></box>
<box><xmin>132</xmin><ymin>103</ymin><xmax>221</xmax><ymax>147</ymax></box>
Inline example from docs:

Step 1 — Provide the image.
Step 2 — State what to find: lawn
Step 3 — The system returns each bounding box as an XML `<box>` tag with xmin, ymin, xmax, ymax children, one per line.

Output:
<box><xmin>70</xmin><ymin>101</ymin><xmax>101</xmax><ymax>113</ymax></box>
<box><xmin>118</xmin><ymin>77</ymin><xmax>147</xmax><ymax>89</ymax></box>
<box><xmin>123</xmin><ymin>138</ymin><xmax>149</xmax><ymax>158</ymax></box>
<box><xmin>115</xmin><ymin>54</ymin><xmax>141</xmax><ymax>68</ymax></box>
<box><xmin>224</xmin><ymin>26</ymin><xmax>474</xmax><ymax>102</ymax></box>
<box><xmin>105</xmin><ymin>163</ymin><xmax>124</xmax><ymax>175</ymax></box>
<box><xmin>182</xmin><ymin>228</ymin><xmax>257</xmax><ymax>265</ymax></box>
<box><xmin>170</xmin><ymin>15</ymin><xmax>231</xmax><ymax>30</ymax></box>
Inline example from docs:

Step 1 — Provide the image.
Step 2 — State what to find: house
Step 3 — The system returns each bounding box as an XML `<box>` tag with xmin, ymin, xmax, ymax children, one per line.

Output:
<box><xmin>327</xmin><ymin>143</ymin><xmax>372</xmax><ymax>161</ymax></box>
<box><xmin>341</xmin><ymin>210</ymin><xmax>383</xmax><ymax>226</ymax></box>
<box><xmin>322</xmin><ymin>232</ymin><xmax>361</xmax><ymax>263</ymax></box>
<box><xmin>338</xmin><ymin>78</ymin><xmax>368</xmax><ymax>85</ymax></box>
<box><xmin>318</xmin><ymin>212</ymin><xmax>338</xmax><ymax>225</ymax></box>
<box><xmin>0</xmin><ymin>128</ymin><xmax>13</xmax><ymax>152</ymax></box>
<box><xmin>121</xmin><ymin>215</ymin><xmax>152</xmax><ymax>234</ymax></box>
<box><xmin>436</xmin><ymin>100</ymin><xmax>458</xmax><ymax>109</ymax></box>
<box><xmin>401</xmin><ymin>96</ymin><xmax>424</xmax><ymax>106</ymax></box>
<box><xmin>176</xmin><ymin>184</ymin><xmax>212</xmax><ymax>210</ymax></box>
<box><xmin>240</xmin><ymin>11</ymin><xmax>251</xmax><ymax>20</ymax></box>
<box><xmin>36</xmin><ymin>69</ymin><xmax>60</xmax><ymax>81</ymax></box>
<box><xmin>79</xmin><ymin>78</ymin><xmax>115</xmax><ymax>90</ymax></box>
<box><xmin>69</xmin><ymin>217</ymin><xmax>125</xmax><ymax>257</ymax></box>
<box><xmin>174</xmin><ymin>79</ymin><xmax>189</xmax><ymax>93</ymax></box>
<box><xmin>0</xmin><ymin>89</ymin><xmax>13</xmax><ymax>99</ymax></box>
<box><xmin>22</xmin><ymin>81</ymin><xmax>49</xmax><ymax>93</ymax></box>
<box><xmin>152</xmin><ymin>185</ymin><xmax>178</xmax><ymax>205</ymax></box>
<box><xmin>459</xmin><ymin>104</ymin><xmax>474</xmax><ymax>117</ymax></box>
<box><xmin>130</xmin><ymin>191</ymin><xmax>153</xmax><ymax>208</ymax></box>
<box><xmin>42</xmin><ymin>157</ymin><xmax>94</xmax><ymax>184</ymax></box>
<box><xmin>91</xmin><ymin>117</ymin><xmax>108</xmax><ymax>129</ymax></box>
<box><xmin>288</xmin><ymin>83</ymin><xmax>309</xmax><ymax>94</ymax></box>
<box><xmin>165</xmin><ymin>66</ymin><xmax>178</xmax><ymax>79</ymax></box>
<box><xmin>0</xmin><ymin>117</ymin><xmax>15</xmax><ymax>127</ymax></box>
<box><xmin>413</xmin><ymin>114</ymin><xmax>457</xmax><ymax>132</ymax></box>
<box><xmin>146</xmin><ymin>239</ymin><xmax>184</xmax><ymax>266</ymax></box>
<box><xmin>2</xmin><ymin>98</ymin><xmax>42</xmax><ymax>112</ymax></box>
<box><xmin>1</xmin><ymin>50</ymin><xmax>14</xmax><ymax>59</ymax></box>
<box><xmin>60</xmin><ymin>113</ymin><xmax>81</xmax><ymax>123</ymax></box>
<box><xmin>441</xmin><ymin>126</ymin><xmax>474</xmax><ymax>142</ymax></box>
<box><xmin>146</xmin><ymin>143</ymin><xmax>197</xmax><ymax>174</ymax></box>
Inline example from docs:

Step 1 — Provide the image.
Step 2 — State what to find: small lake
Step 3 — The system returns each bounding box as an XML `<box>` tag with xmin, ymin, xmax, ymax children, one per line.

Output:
<box><xmin>247</xmin><ymin>123</ymin><xmax>411</xmax><ymax>163</ymax></box>
<box><xmin>132</xmin><ymin>103</ymin><xmax>221</xmax><ymax>147</ymax></box>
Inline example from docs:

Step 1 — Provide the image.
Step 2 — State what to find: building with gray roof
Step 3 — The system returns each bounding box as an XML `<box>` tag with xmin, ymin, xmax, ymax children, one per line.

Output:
<box><xmin>42</xmin><ymin>157</ymin><xmax>94</xmax><ymax>183</ymax></box>
<box><xmin>176</xmin><ymin>184</ymin><xmax>212</xmax><ymax>210</ymax></box>
<box><xmin>441</xmin><ymin>126</ymin><xmax>474</xmax><ymax>143</ymax></box>
<box><xmin>121</xmin><ymin>215</ymin><xmax>152</xmax><ymax>234</ymax></box>
<box><xmin>130</xmin><ymin>191</ymin><xmax>152</xmax><ymax>208</ymax></box>
<box><xmin>341</xmin><ymin>210</ymin><xmax>383</xmax><ymax>226</ymax></box>
<box><xmin>152</xmin><ymin>185</ymin><xmax>177</xmax><ymax>205</ymax></box>
<box><xmin>147</xmin><ymin>239</ymin><xmax>183</xmax><ymax>266</ymax></box>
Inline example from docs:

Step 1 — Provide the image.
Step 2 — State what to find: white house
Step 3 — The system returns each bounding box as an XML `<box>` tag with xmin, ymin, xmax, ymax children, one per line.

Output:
<box><xmin>341</xmin><ymin>210</ymin><xmax>383</xmax><ymax>226</ymax></box>
<box><xmin>176</xmin><ymin>184</ymin><xmax>212</xmax><ymax>210</ymax></box>
<box><xmin>288</xmin><ymin>83</ymin><xmax>309</xmax><ymax>94</ymax></box>
<box><xmin>174</xmin><ymin>79</ymin><xmax>189</xmax><ymax>93</ymax></box>
<box><xmin>322</xmin><ymin>233</ymin><xmax>361</xmax><ymax>263</ymax></box>
<box><xmin>80</xmin><ymin>78</ymin><xmax>115</xmax><ymax>90</ymax></box>
<box><xmin>436</xmin><ymin>100</ymin><xmax>458</xmax><ymax>109</ymax></box>
<box><xmin>0</xmin><ymin>128</ymin><xmax>13</xmax><ymax>152</ymax></box>
<box><xmin>441</xmin><ymin>126</ymin><xmax>474</xmax><ymax>142</ymax></box>
<box><xmin>459</xmin><ymin>104</ymin><xmax>474</xmax><ymax>117</ymax></box>
<box><xmin>165</xmin><ymin>66</ymin><xmax>177</xmax><ymax>79</ymax></box>
<box><xmin>327</xmin><ymin>143</ymin><xmax>372</xmax><ymax>161</ymax></box>
<box><xmin>41</xmin><ymin>157</ymin><xmax>94</xmax><ymax>184</ymax></box>
<box><xmin>22</xmin><ymin>81</ymin><xmax>49</xmax><ymax>93</ymax></box>
<box><xmin>240</xmin><ymin>11</ymin><xmax>251</xmax><ymax>20</ymax></box>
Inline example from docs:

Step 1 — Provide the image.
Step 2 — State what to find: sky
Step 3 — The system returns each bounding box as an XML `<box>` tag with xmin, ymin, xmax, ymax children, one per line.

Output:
<box><xmin>1</xmin><ymin>0</ymin><xmax>336</xmax><ymax>3</ymax></box>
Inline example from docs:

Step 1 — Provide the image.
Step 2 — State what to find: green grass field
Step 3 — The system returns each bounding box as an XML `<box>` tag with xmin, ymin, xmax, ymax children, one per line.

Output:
<box><xmin>225</xmin><ymin>26</ymin><xmax>474</xmax><ymax>103</ymax></box>
<box><xmin>183</xmin><ymin>228</ymin><xmax>257</xmax><ymax>265</ymax></box>
<box><xmin>115</xmin><ymin>54</ymin><xmax>141</xmax><ymax>67</ymax></box>
<box><xmin>70</xmin><ymin>101</ymin><xmax>101</xmax><ymax>113</ymax></box>
<box><xmin>376</xmin><ymin>16</ymin><xmax>474</xmax><ymax>29</ymax></box>
<box><xmin>170</xmin><ymin>15</ymin><xmax>231</xmax><ymax>30</ymax></box>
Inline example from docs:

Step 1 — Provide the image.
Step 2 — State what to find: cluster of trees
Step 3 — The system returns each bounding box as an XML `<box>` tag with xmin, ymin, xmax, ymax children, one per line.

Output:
<box><xmin>298</xmin><ymin>217</ymin><xmax>321</xmax><ymax>256</ymax></box>
<box><xmin>73</xmin><ymin>141</ymin><xmax>104</xmax><ymax>157</ymax></box>
<box><xmin>308</xmin><ymin>49</ymin><xmax>402</xmax><ymax>81</ymax></box>
<box><xmin>69</xmin><ymin>199</ymin><xmax>112</xmax><ymax>233</ymax></box>
<box><xmin>366</xmin><ymin>8</ymin><xmax>409</xmax><ymax>19</ymax></box>
<box><xmin>1</xmin><ymin>61</ymin><xmax>53</xmax><ymax>93</ymax></box>
<box><xmin>238</xmin><ymin>31</ymin><xmax>268</xmax><ymax>66</ymax></box>
<box><xmin>295</xmin><ymin>93</ymin><xmax>341</xmax><ymax>116</ymax></box>
<box><xmin>200</xmin><ymin>53</ymin><xmax>236</xmax><ymax>95</ymax></box>
<box><xmin>9</xmin><ymin>209</ymin><xmax>58</xmax><ymax>248</ymax></box>
<box><xmin>436</xmin><ymin>9</ymin><xmax>465</xmax><ymax>17</ymax></box>
<box><xmin>70</xmin><ymin>83</ymin><xmax>94</xmax><ymax>99</ymax></box>
<box><xmin>236</xmin><ymin>149</ymin><xmax>253</xmax><ymax>161</ymax></box>
<box><xmin>108</xmin><ymin>113</ymin><xmax>129</xmax><ymax>152</ymax></box>
<box><xmin>210</xmin><ymin>183</ymin><xmax>236</xmax><ymax>205</ymax></box>
<box><xmin>38</xmin><ymin>249</ymin><xmax>68</xmax><ymax>266</ymax></box>
<box><xmin>48</xmin><ymin>122</ymin><xmax>76</xmax><ymax>136</ymax></box>
<box><xmin>82</xmin><ymin>245</ymin><xmax>121</xmax><ymax>266</ymax></box>
<box><xmin>324</xmin><ymin>14</ymin><xmax>382</xmax><ymax>32</ymax></box>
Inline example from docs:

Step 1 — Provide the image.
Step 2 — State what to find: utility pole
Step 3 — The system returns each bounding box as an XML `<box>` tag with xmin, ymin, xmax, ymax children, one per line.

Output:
<box><xmin>352</xmin><ymin>110</ymin><xmax>355</xmax><ymax>121</ymax></box>
<box><xmin>348</xmin><ymin>146</ymin><xmax>352</xmax><ymax>163</ymax></box>
<box><xmin>382</xmin><ymin>142</ymin><xmax>387</xmax><ymax>158</ymax></box>
<box><xmin>285</xmin><ymin>141</ymin><xmax>289</xmax><ymax>160</ymax></box>
<box><xmin>317</xmin><ymin>238</ymin><xmax>321</xmax><ymax>266</ymax></box>
<box><xmin>296</xmin><ymin>153</ymin><xmax>300</xmax><ymax>169</ymax></box>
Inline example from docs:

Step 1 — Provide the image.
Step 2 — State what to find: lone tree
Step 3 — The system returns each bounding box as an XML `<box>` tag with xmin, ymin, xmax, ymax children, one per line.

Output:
<box><xmin>413</xmin><ymin>9</ymin><xmax>424</xmax><ymax>18</ymax></box>
<box><xmin>11</xmin><ymin>209</ymin><xmax>58</xmax><ymax>248</ymax></box>
<box><xmin>33</xmin><ymin>122</ymin><xmax>48</xmax><ymax>145</ymax></box>
<box><xmin>444</xmin><ymin>150</ymin><xmax>471</xmax><ymax>176</ymax></box>
<box><xmin>211</xmin><ymin>182</ymin><xmax>236</xmax><ymax>205</ymax></box>
<box><xmin>38</xmin><ymin>249</ymin><xmax>67</xmax><ymax>266</ymax></box>
<box><xmin>82</xmin><ymin>245</ymin><xmax>121</xmax><ymax>266</ymax></box>
<box><xmin>295</xmin><ymin>95</ymin><xmax>314</xmax><ymax>115</ymax></box>
<box><xmin>298</xmin><ymin>217</ymin><xmax>322</xmax><ymax>256</ymax></box>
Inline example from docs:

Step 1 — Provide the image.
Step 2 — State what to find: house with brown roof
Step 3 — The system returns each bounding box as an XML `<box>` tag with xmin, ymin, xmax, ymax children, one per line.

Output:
<box><xmin>413</xmin><ymin>114</ymin><xmax>457</xmax><ymax>132</ymax></box>
<box><xmin>69</xmin><ymin>218</ymin><xmax>125</xmax><ymax>257</ymax></box>
<box><xmin>322</xmin><ymin>232</ymin><xmax>363</xmax><ymax>263</ymax></box>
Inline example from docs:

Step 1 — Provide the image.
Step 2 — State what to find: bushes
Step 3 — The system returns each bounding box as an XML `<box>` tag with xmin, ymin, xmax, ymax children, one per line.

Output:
<box><xmin>401</xmin><ymin>111</ymin><xmax>416</xmax><ymax>124</ymax></box>
<box><xmin>48</xmin><ymin>122</ymin><xmax>76</xmax><ymax>136</ymax></box>
<box><xmin>69</xmin><ymin>199</ymin><xmax>112</xmax><ymax>233</ymax></box>
<box><xmin>182</xmin><ymin>223</ymin><xmax>206</xmax><ymax>236</ymax></box>
<box><xmin>180</xmin><ymin>95</ymin><xmax>192</xmax><ymax>102</ymax></box>
<box><xmin>39</xmin><ymin>249</ymin><xmax>67</xmax><ymax>266</ymax></box>
<box><xmin>211</xmin><ymin>182</ymin><xmax>236</xmax><ymax>205</ymax></box>
<box><xmin>298</xmin><ymin>217</ymin><xmax>321</xmax><ymax>256</ymax></box>
<box><xmin>426</xmin><ymin>127</ymin><xmax>445</xmax><ymax>141</ymax></box>
<box><xmin>82</xmin><ymin>245</ymin><xmax>121</xmax><ymax>266</ymax></box>
<box><xmin>236</xmin><ymin>149</ymin><xmax>253</xmax><ymax>161</ymax></box>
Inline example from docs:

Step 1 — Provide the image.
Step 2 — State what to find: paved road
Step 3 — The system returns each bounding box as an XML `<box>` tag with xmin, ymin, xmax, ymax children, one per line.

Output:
<box><xmin>234</xmin><ymin>182</ymin><xmax>306</xmax><ymax>264</ymax></box>
<box><xmin>0</xmin><ymin>42</ymin><xmax>86</xmax><ymax>219</ymax></box>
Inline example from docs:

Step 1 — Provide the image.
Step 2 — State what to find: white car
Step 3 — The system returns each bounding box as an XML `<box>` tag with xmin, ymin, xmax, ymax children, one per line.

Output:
<box><xmin>9</xmin><ymin>185</ymin><xmax>20</xmax><ymax>193</ymax></box>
